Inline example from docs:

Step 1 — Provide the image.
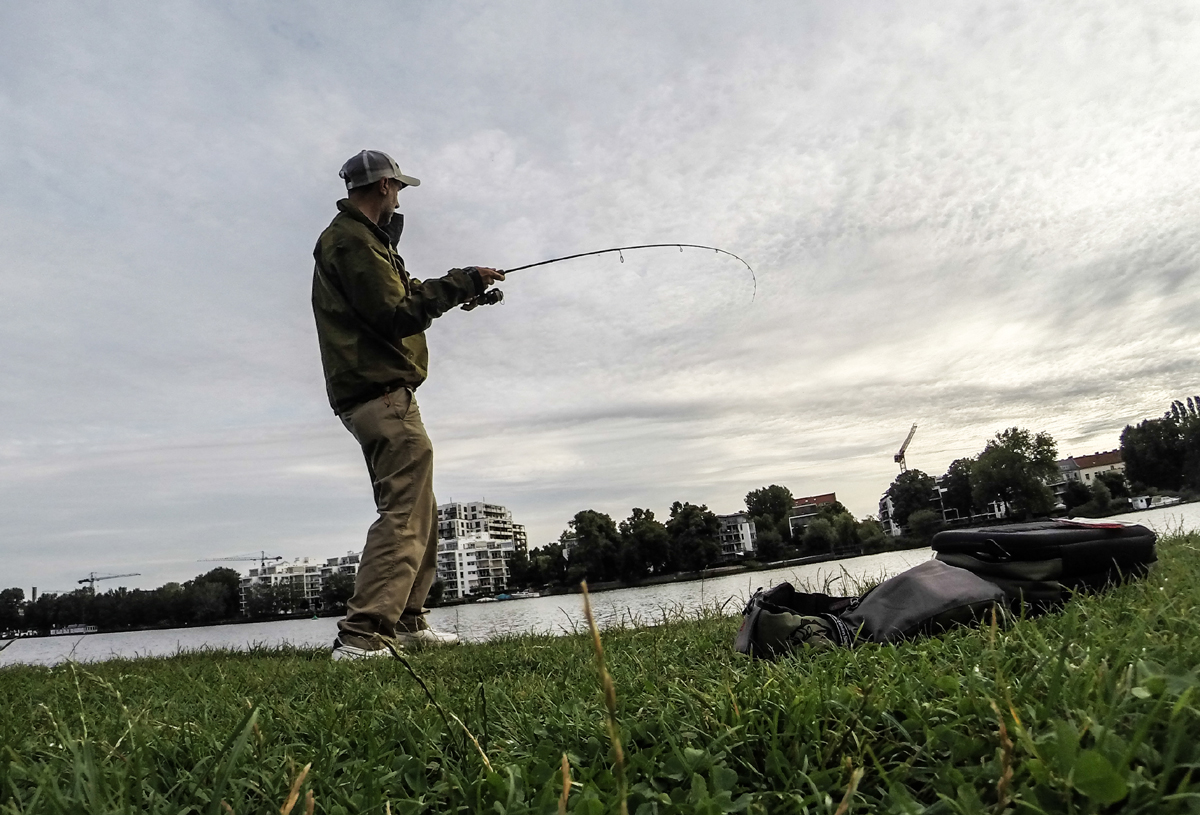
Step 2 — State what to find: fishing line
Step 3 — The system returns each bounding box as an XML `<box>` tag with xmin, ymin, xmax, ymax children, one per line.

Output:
<box><xmin>503</xmin><ymin>243</ymin><xmax>756</xmax><ymax>299</ymax></box>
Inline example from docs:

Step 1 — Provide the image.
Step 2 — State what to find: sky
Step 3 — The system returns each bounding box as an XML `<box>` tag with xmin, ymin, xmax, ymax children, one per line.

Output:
<box><xmin>1</xmin><ymin>1</ymin><xmax>1198</xmax><ymax>593</ymax></box>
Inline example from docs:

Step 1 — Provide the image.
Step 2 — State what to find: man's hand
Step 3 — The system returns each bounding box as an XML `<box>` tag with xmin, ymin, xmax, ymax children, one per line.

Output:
<box><xmin>461</xmin><ymin>266</ymin><xmax>506</xmax><ymax>311</ymax></box>
<box><xmin>474</xmin><ymin>267</ymin><xmax>505</xmax><ymax>287</ymax></box>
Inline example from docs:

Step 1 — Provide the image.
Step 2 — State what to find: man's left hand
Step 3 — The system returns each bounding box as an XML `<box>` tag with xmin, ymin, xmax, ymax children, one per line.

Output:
<box><xmin>473</xmin><ymin>267</ymin><xmax>505</xmax><ymax>287</ymax></box>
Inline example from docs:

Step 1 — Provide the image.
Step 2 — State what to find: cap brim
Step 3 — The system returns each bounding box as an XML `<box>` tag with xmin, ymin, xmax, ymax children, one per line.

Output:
<box><xmin>396</xmin><ymin>173</ymin><xmax>421</xmax><ymax>187</ymax></box>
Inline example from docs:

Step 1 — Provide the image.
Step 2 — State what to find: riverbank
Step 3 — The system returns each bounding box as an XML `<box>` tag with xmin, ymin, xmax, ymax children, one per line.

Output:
<box><xmin>522</xmin><ymin>541</ymin><xmax>927</xmax><ymax>599</ymax></box>
<box><xmin>3</xmin><ymin>532</ymin><xmax>1198</xmax><ymax>813</ymax></box>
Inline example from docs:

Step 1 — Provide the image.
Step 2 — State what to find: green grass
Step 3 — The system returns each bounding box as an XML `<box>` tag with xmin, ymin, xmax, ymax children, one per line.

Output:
<box><xmin>3</xmin><ymin>534</ymin><xmax>1200</xmax><ymax>814</ymax></box>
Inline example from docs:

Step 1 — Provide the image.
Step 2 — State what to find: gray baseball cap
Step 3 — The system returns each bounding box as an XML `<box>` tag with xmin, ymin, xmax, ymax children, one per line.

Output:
<box><xmin>339</xmin><ymin>150</ymin><xmax>421</xmax><ymax>191</ymax></box>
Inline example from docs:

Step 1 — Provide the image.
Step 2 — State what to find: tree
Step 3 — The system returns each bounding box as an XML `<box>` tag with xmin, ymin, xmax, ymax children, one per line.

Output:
<box><xmin>1095</xmin><ymin>470</ymin><xmax>1130</xmax><ymax>499</ymax></box>
<box><xmin>1063</xmin><ymin>479</ymin><xmax>1092</xmax><ymax>512</ymax></box>
<box><xmin>186</xmin><ymin>568</ymin><xmax>242</xmax><ymax>622</ymax></box>
<box><xmin>321</xmin><ymin>572</ymin><xmax>356</xmax><ymax>612</ymax></box>
<box><xmin>526</xmin><ymin>542</ymin><xmax>568</xmax><ymax>587</ymax></box>
<box><xmin>941</xmin><ymin>458</ymin><xmax>975</xmax><ymax>520</ymax></box>
<box><xmin>618</xmin><ymin>508</ymin><xmax>671</xmax><ymax>577</ymax></box>
<box><xmin>886</xmin><ymin>469</ymin><xmax>937</xmax><ymax>530</ymax></box>
<box><xmin>802</xmin><ymin>518</ymin><xmax>836</xmax><ymax>552</ymax></box>
<box><xmin>186</xmin><ymin>582</ymin><xmax>230</xmax><ymax>624</ymax></box>
<box><xmin>907</xmin><ymin>509</ymin><xmax>944</xmax><ymax>543</ymax></box>
<box><xmin>1122</xmin><ymin>416</ymin><xmax>1187</xmax><ymax>491</ymax></box>
<box><xmin>665</xmin><ymin>502</ymin><xmax>722</xmax><ymax>572</ymax></box>
<box><xmin>744</xmin><ymin>485</ymin><xmax>794</xmax><ymax>557</ymax></box>
<box><xmin>245</xmin><ymin>584</ymin><xmax>282</xmax><ymax>619</ymax></box>
<box><xmin>752</xmin><ymin>526</ymin><xmax>785</xmax><ymax>562</ymax></box>
<box><xmin>506</xmin><ymin>546</ymin><xmax>533</xmax><ymax>588</ymax></box>
<box><xmin>816</xmin><ymin>501</ymin><xmax>851</xmax><ymax>522</ymax></box>
<box><xmin>972</xmin><ymin>427</ymin><xmax>1058</xmax><ymax>520</ymax></box>
<box><xmin>0</xmin><ymin>588</ymin><xmax>23</xmax><ymax>634</ymax></box>
<box><xmin>1120</xmin><ymin>397</ymin><xmax>1200</xmax><ymax>492</ymax></box>
<box><xmin>831</xmin><ymin>511</ymin><xmax>860</xmax><ymax>552</ymax></box>
<box><xmin>565</xmin><ymin>510</ymin><xmax>622</xmax><ymax>584</ymax></box>
<box><xmin>857</xmin><ymin>518</ymin><xmax>888</xmax><ymax>552</ymax></box>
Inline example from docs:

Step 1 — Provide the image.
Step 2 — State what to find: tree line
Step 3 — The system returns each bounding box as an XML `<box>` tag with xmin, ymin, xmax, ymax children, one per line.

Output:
<box><xmin>507</xmin><ymin>490</ymin><xmax>907</xmax><ymax>590</ymax></box>
<box><xmin>884</xmin><ymin>426</ymin><xmax>1063</xmax><ymax>536</ymax></box>
<box><xmin>0</xmin><ymin>568</ymin><xmax>360</xmax><ymax>637</ymax></box>
<box><xmin>1121</xmin><ymin>397</ymin><xmax>1200</xmax><ymax>494</ymax></box>
<box><xmin>882</xmin><ymin>397</ymin><xmax>1200</xmax><ymax>537</ymax></box>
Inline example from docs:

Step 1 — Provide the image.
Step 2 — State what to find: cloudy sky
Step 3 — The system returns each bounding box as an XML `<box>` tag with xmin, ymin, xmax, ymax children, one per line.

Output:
<box><xmin>2</xmin><ymin>2</ymin><xmax>1197</xmax><ymax>593</ymax></box>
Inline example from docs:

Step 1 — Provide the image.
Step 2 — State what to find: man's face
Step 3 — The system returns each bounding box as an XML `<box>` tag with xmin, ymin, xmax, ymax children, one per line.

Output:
<box><xmin>379</xmin><ymin>178</ymin><xmax>406</xmax><ymax>224</ymax></box>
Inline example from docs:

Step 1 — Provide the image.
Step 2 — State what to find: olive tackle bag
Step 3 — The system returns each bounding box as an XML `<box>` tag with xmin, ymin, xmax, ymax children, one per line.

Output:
<box><xmin>735</xmin><ymin>560</ymin><xmax>1005</xmax><ymax>659</ymax></box>
<box><xmin>733</xmin><ymin>583</ymin><xmax>857</xmax><ymax>659</ymax></box>
<box><xmin>932</xmin><ymin>520</ymin><xmax>1157</xmax><ymax>607</ymax></box>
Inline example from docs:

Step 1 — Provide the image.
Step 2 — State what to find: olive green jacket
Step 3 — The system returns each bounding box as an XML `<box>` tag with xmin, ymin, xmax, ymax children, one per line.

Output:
<box><xmin>312</xmin><ymin>200</ymin><xmax>483</xmax><ymax>414</ymax></box>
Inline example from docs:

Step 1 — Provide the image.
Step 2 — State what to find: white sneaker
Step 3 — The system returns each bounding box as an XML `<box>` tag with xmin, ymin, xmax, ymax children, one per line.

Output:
<box><xmin>331</xmin><ymin>636</ymin><xmax>396</xmax><ymax>661</ymax></box>
<box><xmin>395</xmin><ymin>626</ymin><xmax>459</xmax><ymax>647</ymax></box>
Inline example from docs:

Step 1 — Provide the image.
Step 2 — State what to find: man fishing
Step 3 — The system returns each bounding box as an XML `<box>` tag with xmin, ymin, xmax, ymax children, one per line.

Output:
<box><xmin>312</xmin><ymin>149</ymin><xmax>504</xmax><ymax>660</ymax></box>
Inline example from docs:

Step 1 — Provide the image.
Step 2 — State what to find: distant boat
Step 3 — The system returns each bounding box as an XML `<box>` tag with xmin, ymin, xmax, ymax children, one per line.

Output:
<box><xmin>508</xmin><ymin>590</ymin><xmax>541</xmax><ymax>599</ymax></box>
<box><xmin>474</xmin><ymin>596</ymin><xmax>498</xmax><ymax>603</ymax></box>
<box><xmin>50</xmin><ymin>624</ymin><xmax>97</xmax><ymax>636</ymax></box>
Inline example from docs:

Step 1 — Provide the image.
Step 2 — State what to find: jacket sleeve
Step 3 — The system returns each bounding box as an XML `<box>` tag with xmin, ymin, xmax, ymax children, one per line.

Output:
<box><xmin>328</xmin><ymin>235</ymin><xmax>484</xmax><ymax>340</ymax></box>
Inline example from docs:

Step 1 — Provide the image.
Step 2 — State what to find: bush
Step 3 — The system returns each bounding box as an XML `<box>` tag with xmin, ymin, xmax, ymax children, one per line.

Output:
<box><xmin>907</xmin><ymin>509</ymin><xmax>944</xmax><ymax>543</ymax></box>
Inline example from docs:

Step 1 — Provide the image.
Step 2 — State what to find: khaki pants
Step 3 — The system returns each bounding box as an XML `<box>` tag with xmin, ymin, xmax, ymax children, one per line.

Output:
<box><xmin>337</xmin><ymin>388</ymin><xmax>438</xmax><ymax>649</ymax></box>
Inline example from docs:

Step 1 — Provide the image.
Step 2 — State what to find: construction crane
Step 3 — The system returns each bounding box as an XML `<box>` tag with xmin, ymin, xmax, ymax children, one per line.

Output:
<box><xmin>78</xmin><ymin>572</ymin><xmax>141</xmax><ymax>592</ymax></box>
<box><xmin>200</xmin><ymin>551</ymin><xmax>284</xmax><ymax>572</ymax></box>
<box><xmin>894</xmin><ymin>423</ymin><xmax>918</xmax><ymax>473</ymax></box>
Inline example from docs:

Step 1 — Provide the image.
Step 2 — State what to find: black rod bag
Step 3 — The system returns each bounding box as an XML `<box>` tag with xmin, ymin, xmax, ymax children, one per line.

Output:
<box><xmin>932</xmin><ymin>520</ymin><xmax>1157</xmax><ymax>607</ymax></box>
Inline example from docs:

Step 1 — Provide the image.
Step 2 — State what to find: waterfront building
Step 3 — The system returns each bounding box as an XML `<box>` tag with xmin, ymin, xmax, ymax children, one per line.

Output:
<box><xmin>1049</xmin><ymin>450</ymin><xmax>1125</xmax><ymax>506</ymax></box>
<box><xmin>435</xmin><ymin>501</ymin><xmax>527</xmax><ymax>600</ymax></box>
<box><xmin>436</xmin><ymin>535</ymin><xmax>516</xmax><ymax>600</ymax></box>
<box><xmin>320</xmin><ymin>551</ymin><xmax>360</xmax><ymax>580</ymax></box>
<box><xmin>438</xmin><ymin>501</ymin><xmax>527</xmax><ymax>554</ymax></box>
<box><xmin>880</xmin><ymin>482</ymin><xmax>1004</xmax><ymax>536</ymax></box>
<box><xmin>1057</xmin><ymin>450</ymin><xmax>1125</xmax><ymax>485</ymax></box>
<box><xmin>717</xmin><ymin>512</ymin><xmax>757</xmax><ymax>559</ymax></box>
<box><xmin>239</xmin><ymin>557</ymin><xmax>324</xmax><ymax>612</ymax></box>
<box><xmin>788</xmin><ymin>492</ymin><xmax>838</xmax><ymax>537</ymax></box>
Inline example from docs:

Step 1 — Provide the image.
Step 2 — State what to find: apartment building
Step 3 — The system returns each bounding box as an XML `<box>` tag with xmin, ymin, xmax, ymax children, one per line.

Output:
<box><xmin>438</xmin><ymin>501</ymin><xmax>527</xmax><ymax>554</ymax></box>
<box><xmin>788</xmin><ymin>492</ymin><xmax>838</xmax><ymax>537</ymax></box>
<box><xmin>435</xmin><ymin>501</ymin><xmax>526</xmax><ymax>600</ymax></box>
<box><xmin>239</xmin><ymin>557</ymin><xmax>324</xmax><ymax>611</ymax></box>
<box><xmin>320</xmin><ymin>551</ymin><xmax>360</xmax><ymax>580</ymax></box>
<box><xmin>1057</xmin><ymin>450</ymin><xmax>1125</xmax><ymax>485</ymax></box>
<box><xmin>436</xmin><ymin>535</ymin><xmax>517</xmax><ymax>600</ymax></box>
<box><xmin>717</xmin><ymin>512</ymin><xmax>757</xmax><ymax>559</ymax></box>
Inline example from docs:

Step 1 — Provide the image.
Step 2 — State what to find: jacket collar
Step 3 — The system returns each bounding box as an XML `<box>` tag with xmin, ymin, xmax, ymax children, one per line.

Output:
<box><xmin>336</xmin><ymin>199</ymin><xmax>402</xmax><ymax>247</ymax></box>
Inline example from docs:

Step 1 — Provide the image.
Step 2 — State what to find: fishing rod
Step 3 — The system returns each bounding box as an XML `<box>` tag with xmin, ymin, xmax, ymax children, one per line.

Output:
<box><xmin>461</xmin><ymin>243</ymin><xmax>756</xmax><ymax>310</ymax></box>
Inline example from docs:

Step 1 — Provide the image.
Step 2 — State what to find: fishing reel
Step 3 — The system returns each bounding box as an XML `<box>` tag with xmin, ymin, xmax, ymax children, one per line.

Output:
<box><xmin>461</xmin><ymin>288</ymin><xmax>504</xmax><ymax>311</ymax></box>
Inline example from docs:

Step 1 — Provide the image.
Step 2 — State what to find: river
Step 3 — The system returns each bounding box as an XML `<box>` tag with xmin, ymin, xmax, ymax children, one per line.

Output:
<box><xmin>3</xmin><ymin>502</ymin><xmax>1197</xmax><ymax>667</ymax></box>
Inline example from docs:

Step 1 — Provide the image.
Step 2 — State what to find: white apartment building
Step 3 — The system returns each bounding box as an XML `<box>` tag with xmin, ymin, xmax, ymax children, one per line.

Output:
<box><xmin>239</xmin><ymin>557</ymin><xmax>324</xmax><ymax>612</ymax></box>
<box><xmin>435</xmin><ymin>501</ymin><xmax>526</xmax><ymax>600</ymax></box>
<box><xmin>320</xmin><ymin>551</ymin><xmax>360</xmax><ymax>580</ymax></box>
<box><xmin>880</xmin><ymin>486</ymin><xmax>1007</xmax><ymax>536</ymax></box>
<box><xmin>717</xmin><ymin>512</ymin><xmax>757</xmax><ymax>559</ymax></box>
<box><xmin>438</xmin><ymin>501</ymin><xmax>527</xmax><ymax>553</ymax></box>
<box><xmin>436</xmin><ymin>535</ymin><xmax>516</xmax><ymax>600</ymax></box>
